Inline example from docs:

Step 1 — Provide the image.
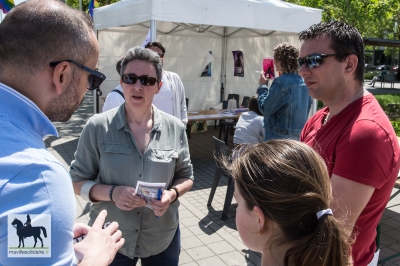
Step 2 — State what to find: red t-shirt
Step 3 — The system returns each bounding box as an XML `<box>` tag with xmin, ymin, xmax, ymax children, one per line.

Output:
<box><xmin>301</xmin><ymin>94</ymin><xmax>400</xmax><ymax>265</ymax></box>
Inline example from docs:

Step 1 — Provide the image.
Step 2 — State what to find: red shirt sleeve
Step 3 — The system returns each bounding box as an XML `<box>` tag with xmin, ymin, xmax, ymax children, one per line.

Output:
<box><xmin>333</xmin><ymin>119</ymin><xmax>396</xmax><ymax>189</ymax></box>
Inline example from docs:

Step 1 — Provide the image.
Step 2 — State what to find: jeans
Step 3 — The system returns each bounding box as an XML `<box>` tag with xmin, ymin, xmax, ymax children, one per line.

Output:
<box><xmin>109</xmin><ymin>226</ymin><xmax>181</xmax><ymax>266</ymax></box>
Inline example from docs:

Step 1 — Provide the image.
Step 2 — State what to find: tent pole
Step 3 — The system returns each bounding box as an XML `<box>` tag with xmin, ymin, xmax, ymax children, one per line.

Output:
<box><xmin>220</xmin><ymin>27</ymin><xmax>227</xmax><ymax>102</ymax></box>
<box><xmin>150</xmin><ymin>20</ymin><xmax>157</xmax><ymax>41</ymax></box>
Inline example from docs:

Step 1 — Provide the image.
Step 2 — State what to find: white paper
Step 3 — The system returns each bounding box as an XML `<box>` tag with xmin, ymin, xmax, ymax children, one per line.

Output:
<box><xmin>135</xmin><ymin>181</ymin><xmax>166</xmax><ymax>209</ymax></box>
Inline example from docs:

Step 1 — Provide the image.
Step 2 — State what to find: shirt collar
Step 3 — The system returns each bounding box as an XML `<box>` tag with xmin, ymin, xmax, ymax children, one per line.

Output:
<box><xmin>116</xmin><ymin>104</ymin><xmax>162</xmax><ymax>132</ymax></box>
<box><xmin>0</xmin><ymin>82</ymin><xmax>58</xmax><ymax>138</ymax></box>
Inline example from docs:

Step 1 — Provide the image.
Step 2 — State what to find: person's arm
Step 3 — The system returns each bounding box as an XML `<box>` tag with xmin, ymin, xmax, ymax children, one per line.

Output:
<box><xmin>256</xmin><ymin>75</ymin><xmax>286</xmax><ymax>117</ymax></box>
<box><xmin>330</xmin><ymin>120</ymin><xmax>397</xmax><ymax>239</ymax></box>
<box><xmin>73</xmin><ymin>181</ymin><xmax>146</xmax><ymax>210</ymax></box>
<box><xmin>174</xmin><ymin>74</ymin><xmax>188</xmax><ymax>125</ymax></box>
<box><xmin>102</xmin><ymin>91</ymin><xmax>125</xmax><ymax>112</ymax></box>
<box><xmin>74</xmin><ymin>210</ymin><xmax>124</xmax><ymax>266</ymax></box>
<box><xmin>330</xmin><ymin>174</ymin><xmax>375</xmax><ymax>239</ymax></box>
<box><xmin>151</xmin><ymin>125</ymin><xmax>193</xmax><ymax>216</ymax></box>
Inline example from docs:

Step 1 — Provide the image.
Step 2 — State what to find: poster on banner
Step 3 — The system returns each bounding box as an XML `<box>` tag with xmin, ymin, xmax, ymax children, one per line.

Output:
<box><xmin>232</xmin><ymin>51</ymin><xmax>244</xmax><ymax>77</ymax></box>
<box><xmin>263</xmin><ymin>58</ymin><xmax>275</xmax><ymax>79</ymax></box>
<box><xmin>201</xmin><ymin>51</ymin><xmax>213</xmax><ymax>77</ymax></box>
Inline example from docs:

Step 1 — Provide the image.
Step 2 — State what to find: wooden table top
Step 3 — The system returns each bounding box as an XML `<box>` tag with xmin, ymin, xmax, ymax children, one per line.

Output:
<box><xmin>187</xmin><ymin>109</ymin><xmax>244</xmax><ymax>122</ymax></box>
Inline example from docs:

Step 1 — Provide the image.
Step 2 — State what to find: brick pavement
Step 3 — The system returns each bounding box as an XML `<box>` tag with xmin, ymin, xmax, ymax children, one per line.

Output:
<box><xmin>44</xmin><ymin>91</ymin><xmax>400</xmax><ymax>265</ymax></box>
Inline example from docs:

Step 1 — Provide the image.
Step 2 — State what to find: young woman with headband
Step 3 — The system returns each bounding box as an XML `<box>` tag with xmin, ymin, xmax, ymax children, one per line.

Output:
<box><xmin>224</xmin><ymin>140</ymin><xmax>350</xmax><ymax>266</ymax></box>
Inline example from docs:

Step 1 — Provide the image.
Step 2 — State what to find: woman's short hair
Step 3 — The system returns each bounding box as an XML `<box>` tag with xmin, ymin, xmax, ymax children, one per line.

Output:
<box><xmin>224</xmin><ymin>140</ymin><xmax>349</xmax><ymax>266</ymax></box>
<box><xmin>273</xmin><ymin>43</ymin><xmax>299</xmax><ymax>74</ymax></box>
<box><xmin>120</xmin><ymin>46</ymin><xmax>163</xmax><ymax>83</ymax></box>
<box><xmin>248</xmin><ymin>96</ymin><xmax>262</xmax><ymax>116</ymax></box>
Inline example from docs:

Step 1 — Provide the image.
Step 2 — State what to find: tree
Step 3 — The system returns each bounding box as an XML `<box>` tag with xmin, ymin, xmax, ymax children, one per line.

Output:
<box><xmin>285</xmin><ymin>0</ymin><xmax>399</xmax><ymax>39</ymax></box>
<box><xmin>66</xmin><ymin>0</ymin><xmax>119</xmax><ymax>12</ymax></box>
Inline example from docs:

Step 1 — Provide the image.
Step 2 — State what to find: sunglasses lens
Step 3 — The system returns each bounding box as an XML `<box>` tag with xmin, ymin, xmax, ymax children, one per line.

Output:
<box><xmin>122</xmin><ymin>74</ymin><xmax>157</xmax><ymax>86</ymax></box>
<box><xmin>122</xmin><ymin>74</ymin><xmax>137</xmax><ymax>85</ymax></box>
<box><xmin>139</xmin><ymin>76</ymin><xmax>157</xmax><ymax>86</ymax></box>
<box><xmin>298</xmin><ymin>55</ymin><xmax>323</xmax><ymax>69</ymax></box>
<box><xmin>88</xmin><ymin>75</ymin><xmax>104</xmax><ymax>90</ymax></box>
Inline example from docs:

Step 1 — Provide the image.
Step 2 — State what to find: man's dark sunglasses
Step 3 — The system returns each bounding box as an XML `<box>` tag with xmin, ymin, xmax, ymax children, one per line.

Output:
<box><xmin>121</xmin><ymin>74</ymin><xmax>158</xmax><ymax>86</ymax></box>
<box><xmin>297</xmin><ymin>53</ymin><xmax>347</xmax><ymax>69</ymax></box>
<box><xmin>49</xmin><ymin>60</ymin><xmax>106</xmax><ymax>90</ymax></box>
<box><xmin>157</xmin><ymin>53</ymin><xmax>164</xmax><ymax>58</ymax></box>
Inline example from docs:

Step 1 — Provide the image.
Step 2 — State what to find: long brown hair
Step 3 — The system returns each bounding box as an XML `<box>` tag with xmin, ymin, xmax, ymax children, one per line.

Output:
<box><xmin>226</xmin><ymin>140</ymin><xmax>349</xmax><ymax>266</ymax></box>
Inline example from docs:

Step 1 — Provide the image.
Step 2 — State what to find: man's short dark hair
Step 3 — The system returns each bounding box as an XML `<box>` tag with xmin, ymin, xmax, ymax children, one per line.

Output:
<box><xmin>248</xmin><ymin>96</ymin><xmax>262</xmax><ymax>116</ymax></box>
<box><xmin>298</xmin><ymin>21</ymin><xmax>365</xmax><ymax>85</ymax></box>
<box><xmin>145</xmin><ymin>42</ymin><xmax>166</xmax><ymax>54</ymax></box>
<box><xmin>0</xmin><ymin>0</ymin><xmax>95</xmax><ymax>76</ymax></box>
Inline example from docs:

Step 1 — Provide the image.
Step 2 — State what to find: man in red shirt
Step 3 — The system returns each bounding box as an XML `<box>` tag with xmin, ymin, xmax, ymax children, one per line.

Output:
<box><xmin>299</xmin><ymin>21</ymin><xmax>400</xmax><ymax>265</ymax></box>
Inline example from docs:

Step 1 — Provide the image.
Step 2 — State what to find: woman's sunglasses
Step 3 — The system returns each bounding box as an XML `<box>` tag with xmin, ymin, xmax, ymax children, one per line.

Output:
<box><xmin>121</xmin><ymin>74</ymin><xmax>158</xmax><ymax>86</ymax></box>
<box><xmin>297</xmin><ymin>53</ymin><xmax>346</xmax><ymax>69</ymax></box>
<box><xmin>49</xmin><ymin>60</ymin><xmax>106</xmax><ymax>90</ymax></box>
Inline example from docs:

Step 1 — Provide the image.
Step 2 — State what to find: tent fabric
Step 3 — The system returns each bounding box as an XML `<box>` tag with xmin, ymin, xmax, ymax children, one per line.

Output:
<box><xmin>94</xmin><ymin>0</ymin><xmax>321</xmax><ymax>34</ymax></box>
<box><xmin>94</xmin><ymin>0</ymin><xmax>321</xmax><ymax>113</ymax></box>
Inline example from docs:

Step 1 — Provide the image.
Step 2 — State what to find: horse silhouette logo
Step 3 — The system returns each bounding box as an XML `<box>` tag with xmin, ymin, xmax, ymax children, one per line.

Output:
<box><xmin>7</xmin><ymin>214</ymin><xmax>51</xmax><ymax>258</ymax></box>
<box><xmin>11</xmin><ymin>215</ymin><xmax>47</xmax><ymax>248</ymax></box>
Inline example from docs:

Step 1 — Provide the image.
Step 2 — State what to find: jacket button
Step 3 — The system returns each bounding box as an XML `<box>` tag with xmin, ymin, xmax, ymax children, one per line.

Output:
<box><xmin>136</xmin><ymin>245</ymin><xmax>140</xmax><ymax>249</ymax></box>
<box><xmin>139</xmin><ymin>174</ymin><xmax>142</xmax><ymax>177</ymax></box>
<box><xmin>135</xmin><ymin>229</ymin><xmax>138</xmax><ymax>232</ymax></box>
<box><xmin>137</xmin><ymin>211</ymin><xmax>140</xmax><ymax>215</ymax></box>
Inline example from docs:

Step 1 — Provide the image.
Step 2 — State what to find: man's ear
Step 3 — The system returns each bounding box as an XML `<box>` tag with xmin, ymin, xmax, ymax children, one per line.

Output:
<box><xmin>253</xmin><ymin>206</ymin><xmax>265</xmax><ymax>233</ymax></box>
<box><xmin>51</xmin><ymin>62</ymin><xmax>74</xmax><ymax>95</ymax></box>
<box><xmin>344</xmin><ymin>54</ymin><xmax>358</xmax><ymax>75</ymax></box>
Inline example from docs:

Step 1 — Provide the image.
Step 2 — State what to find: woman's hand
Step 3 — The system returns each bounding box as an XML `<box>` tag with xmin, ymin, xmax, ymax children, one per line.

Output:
<box><xmin>258</xmin><ymin>72</ymin><xmax>268</xmax><ymax>85</ymax></box>
<box><xmin>150</xmin><ymin>189</ymin><xmax>176</xmax><ymax>217</ymax></box>
<box><xmin>113</xmin><ymin>186</ymin><xmax>147</xmax><ymax>211</ymax></box>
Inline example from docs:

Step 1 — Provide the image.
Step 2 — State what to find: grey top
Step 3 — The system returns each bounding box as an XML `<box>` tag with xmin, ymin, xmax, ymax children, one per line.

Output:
<box><xmin>70</xmin><ymin>104</ymin><xmax>193</xmax><ymax>258</ymax></box>
<box><xmin>233</xmin><ymin>111</ymin><xmax>265</xmax><ymax>144</ymax></box>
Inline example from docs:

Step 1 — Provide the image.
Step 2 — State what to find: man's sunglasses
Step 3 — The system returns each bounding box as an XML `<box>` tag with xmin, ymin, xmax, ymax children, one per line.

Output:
<box><xmin>49</xmin><ymin>60</ymin><xmax>106</xmax><ymax>90</ymax></box>
<box><xmin>297</xmin><ymin>53</ymin><xmax>347</xmax><ymax>69</ymax></box>
<box><xmin>121</xmin><ymin>74</ymin><xmax>158</xmax><ymax>86</ymax></box>
<box><xmin>157</xmin><ymin>53</ymin><xmax>164</xmax><ymax>58</ymax></box>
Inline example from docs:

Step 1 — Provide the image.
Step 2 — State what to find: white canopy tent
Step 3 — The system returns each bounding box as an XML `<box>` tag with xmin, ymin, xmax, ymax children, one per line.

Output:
<box><xmin>94</xmin><ymin>0</ymin><xmax>321</xmax><ymax>113</ymax></box>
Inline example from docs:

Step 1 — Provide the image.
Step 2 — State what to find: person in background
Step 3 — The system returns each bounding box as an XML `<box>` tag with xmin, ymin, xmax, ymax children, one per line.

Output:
<box><xmin>224</xmin><ymin>140</ymin><xmax>350</xmax><ymax>266</ymax></box>
<box><xmin>102</xmin><ymin>57</ymin><xmax>125</xmax><ymax>112</ymax></box>
<box><xmin>0</xmin><ymin>0</ymin><xmax>124</xmax><ymax>265</ymax></box>
<box><xmin>145</xmin><ymin>42</ymin><xmax>188</xmax><ymax>125</ymax></box>
<box><xmin>233</xmin><ymin>96</ymin><xmax>264</xmax><ymax>144</ymax></box>
<box><xmin>299</xmin><ymin>21</ymin><xmax>400</xmax><ymax>265</ymax></box>
<box><xmin>257</xmin><ymin>43</ymin><xmax>312</xmax><ymax>141</ymax></box>
<box><xmin>70</xmin><ymin>46</ymin><xmax>193</xmax><ymax>266</ymax></box>
<box><xmin>368</xmin><ymin>66</ymin><xmax>387</xmax><ymax>87</ymax></box>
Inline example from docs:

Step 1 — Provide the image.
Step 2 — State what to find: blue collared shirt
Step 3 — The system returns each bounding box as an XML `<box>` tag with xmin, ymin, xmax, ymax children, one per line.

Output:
<box><xmin>0</xmin><ymin>82</ymin><xmax>76</xmax><ymax>265</ymax></box>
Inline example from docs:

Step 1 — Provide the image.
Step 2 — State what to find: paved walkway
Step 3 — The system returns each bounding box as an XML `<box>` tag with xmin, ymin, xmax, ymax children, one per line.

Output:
<box><xmin>44</xmin><ymin>91</ymin><xmax>400</xmax><ymax>265</ymax></box>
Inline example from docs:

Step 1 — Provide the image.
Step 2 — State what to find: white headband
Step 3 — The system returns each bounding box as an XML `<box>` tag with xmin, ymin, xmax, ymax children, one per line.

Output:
<box><xmin>316</xmin><ymin>208</ymin><xmax>333</xmax><ymax>219</ymax></box>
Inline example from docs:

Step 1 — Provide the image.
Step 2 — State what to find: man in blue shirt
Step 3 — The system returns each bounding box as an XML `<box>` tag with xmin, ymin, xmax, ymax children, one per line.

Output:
<box><xmin>0</xmin><ymin>0</ymin><xmax>124</xmax><ymax>265</ymax></box>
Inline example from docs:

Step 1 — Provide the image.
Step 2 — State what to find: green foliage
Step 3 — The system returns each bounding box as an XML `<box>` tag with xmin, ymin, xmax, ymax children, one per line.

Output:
<box><xmin>374</xmin><ymin>94</ymin><xmax>400</xmax><ymax>111</ymax></box>
<box><xmin>364</xmin><ymin>70</ymin><xmax>381</xmax><ymax>80</ymax></box>
<box><xmin>391</xmin><ymin>121</ymin><xmax>400</xmax><ymax>136</ymax></box>
<box><xmin>66</xmin><ymin>0</ymin><xmax>119</xmax><ymax>11</ymax></box>
<box><xmin>286</xmin><ymin>0</ymin><xmax>400</xmax><ymax>39</ymax></box>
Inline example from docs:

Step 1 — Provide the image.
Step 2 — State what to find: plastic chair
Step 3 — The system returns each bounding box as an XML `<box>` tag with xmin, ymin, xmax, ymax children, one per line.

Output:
<box><xmin>241</xmin><ymin>96</ymin><xmax>250</xmax><ymax>108</ymax></box>
<box><xmin>207</xmin><ymin>136</ymin><xmax>235</xmax><ymax>220</ymax></box>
